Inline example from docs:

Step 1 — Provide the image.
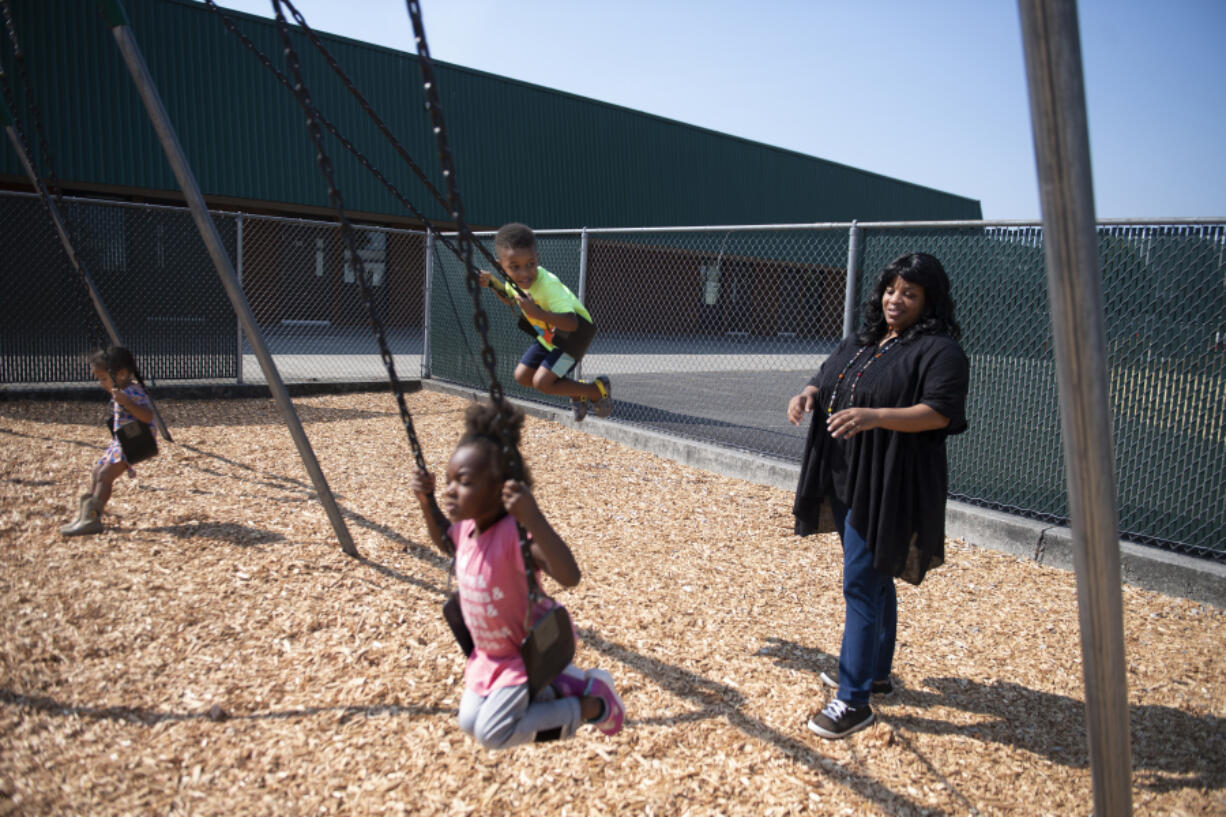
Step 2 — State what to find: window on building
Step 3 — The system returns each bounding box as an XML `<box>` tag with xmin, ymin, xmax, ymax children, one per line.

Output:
<box><xmin>701</xmin><ymin>263</ymin><xmax>721</xmax><ymax>306</ymax></box>
<box><xmin>343</xmin><ymin>229</ymin><xmax>386</xmax><ymax>286</ymax></box>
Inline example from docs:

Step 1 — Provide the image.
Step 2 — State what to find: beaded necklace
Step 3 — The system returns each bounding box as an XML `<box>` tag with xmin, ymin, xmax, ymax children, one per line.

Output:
<box><xmin>825</xmin><ymin>335</ymin><xmax>901</xmax><ymax>415</ymax></box>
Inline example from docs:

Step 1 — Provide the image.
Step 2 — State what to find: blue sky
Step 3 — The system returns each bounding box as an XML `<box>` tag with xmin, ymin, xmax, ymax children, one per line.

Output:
<box><xmin>209</xmin><ymin>0</ymin><xmax>1226</xmax><ymax>221</ymax></box>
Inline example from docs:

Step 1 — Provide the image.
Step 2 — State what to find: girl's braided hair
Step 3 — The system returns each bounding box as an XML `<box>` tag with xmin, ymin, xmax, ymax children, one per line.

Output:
<box><xmin>458</xmin><ymin>400</ymin><xmax>533</xmax><ymax>487</ymax></box>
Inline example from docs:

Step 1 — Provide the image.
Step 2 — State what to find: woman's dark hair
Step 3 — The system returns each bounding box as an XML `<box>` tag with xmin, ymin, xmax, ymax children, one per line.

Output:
<box><xmin>88</xmin><ymin>345</ymin><xmax>140</xmax><ymax>377</ymax></box>
<box><xmin>457</xmin><ymin>400</ymin><xmax>533</xmax><ymax>488</ymax></box>
<box><xmin>857</xmin><ymin>252</ymin><xmax>961</xmax><ymax>345</ymax></box>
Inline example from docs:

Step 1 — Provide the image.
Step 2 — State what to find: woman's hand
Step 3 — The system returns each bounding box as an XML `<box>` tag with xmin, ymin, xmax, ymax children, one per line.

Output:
<box><xmin>827</xmin><ymin>407</ymin><xmax>878</xmax><ymax>439</ymax></box>
<box><xmin>787</xmin><ymin>390</ymin><xmax>817</xmax><ymax>425</ymax></box>
<box><xmin>830</xmin><ymin>404</ymin><xmax>951</xmax><ymax>437</ymax></box>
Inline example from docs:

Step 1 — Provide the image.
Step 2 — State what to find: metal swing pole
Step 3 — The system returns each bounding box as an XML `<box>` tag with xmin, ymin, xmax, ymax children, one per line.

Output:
<box><xmin>97</xmin><ymin>0</ymin><xmax>356</xmax><ymax>557</ymax></box>
<box><xmin>0</xmin><ymin>94</ymin><xmax>172</xmax><ymax>441</ymax></box>
<box><xmin>1018</xmin><ymin>1</ymin><xmax>1132</xmax><ymax>814</ymax></box>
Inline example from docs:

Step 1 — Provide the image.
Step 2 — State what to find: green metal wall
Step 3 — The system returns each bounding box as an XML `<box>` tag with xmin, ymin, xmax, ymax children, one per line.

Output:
<box><xmin>1</xmin><ymin>0</ymin><xmax>982</xmax><ymax>227</ymax></box>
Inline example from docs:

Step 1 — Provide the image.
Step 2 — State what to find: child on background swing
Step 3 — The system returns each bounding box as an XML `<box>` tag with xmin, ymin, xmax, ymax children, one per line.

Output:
<box><xmin>411</xmin><ymin>400</ymin><xmax>625</xmax><ymax>749</ymax></box>
<box><xmin>61</xmin><ymin>346</ymin><xmax>156</xmax><ymax>537</ymax></box>
<box><xmin>477</xmin><ymin>222</ymin><xmax>612</xmax><ymax>421</ymax></box>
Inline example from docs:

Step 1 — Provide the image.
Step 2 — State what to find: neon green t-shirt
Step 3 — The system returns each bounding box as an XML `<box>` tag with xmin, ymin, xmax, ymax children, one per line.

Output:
<box><xmin>502</xmin><ymin>266</ymin><xmax>592</xmax><ymax>351</ymax></box>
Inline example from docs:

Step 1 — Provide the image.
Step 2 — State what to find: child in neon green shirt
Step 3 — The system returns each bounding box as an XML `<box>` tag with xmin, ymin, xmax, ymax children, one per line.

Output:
<box><xmin>478</xmin><ymin>223</ymin><xmax>611</xmax><ymax>420</ymax></box>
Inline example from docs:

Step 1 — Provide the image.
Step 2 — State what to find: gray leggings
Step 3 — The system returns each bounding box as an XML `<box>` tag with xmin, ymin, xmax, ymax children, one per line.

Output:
<box><xmin>457</xmin><ymin>680</ymin><xmax>584</xmax><ymax>750</ymax></box>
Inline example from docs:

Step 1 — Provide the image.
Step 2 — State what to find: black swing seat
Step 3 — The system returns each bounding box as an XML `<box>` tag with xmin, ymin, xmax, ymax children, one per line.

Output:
<box><xmin>442</xmin><ymin>592</ymin><xmax>576</xmax><ymax>700</ymax></box>
<box><xmin>116</xmin><ymin>419</ymin><xmax>159</xmax><ymax>464</ymax></box>
<box><xmin>552</xmin><ymin>318</ymin><xmax>596</xmax><ymax>361</ymax></box>
<box><xmin>517</xmin><ymin>315</ymin><xmax>597</xmax><ymax>361</ymax></box>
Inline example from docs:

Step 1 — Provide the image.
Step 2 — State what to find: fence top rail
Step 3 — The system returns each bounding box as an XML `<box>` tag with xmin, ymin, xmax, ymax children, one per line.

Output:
<box><xmin>457</xmin><ymin>217</ymin><xmax>1226</xmax><ymax>237</ymax></box>
<box><xmin>3</xmin><ymin>190</ymin><xmax>1222</xmax><ymax>233</ymax></box>
<box><xmin>0</xmin><ymin>190</ymin><xmax>431</xmax><ymax>236</ymax></box>
<box><xmin>232</xmin><ymin>209</ymin><xmax>430</xmax><ymax>235</ymax></box>
<box><xmin>1</xmin><ymin>189</ymin><xmax>249</xmax><ymax>218</ymax></box>
<box><xmin>856</xmin><ymin>217</ymin><xmax>1226</xmax><ymax>229</ymax></box>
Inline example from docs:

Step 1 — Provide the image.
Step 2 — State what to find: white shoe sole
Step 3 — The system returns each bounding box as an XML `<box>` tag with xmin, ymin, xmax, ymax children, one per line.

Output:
<box><xmin>807</xmin><ymin>709</ymin><xmax>875</xmax><ymax>739</ymax></box>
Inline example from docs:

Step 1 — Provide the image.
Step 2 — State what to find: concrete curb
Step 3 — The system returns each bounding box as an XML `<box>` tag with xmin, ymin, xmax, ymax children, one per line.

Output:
<box><xmin>944</xmin><ymin>502</ymin><xmax>1226</xmax><ymax>608</ymax></box>
<box><xmin>425</xmin><ymin>379</ymin><xmax>1226</xmax><ymax>609</ymax></box>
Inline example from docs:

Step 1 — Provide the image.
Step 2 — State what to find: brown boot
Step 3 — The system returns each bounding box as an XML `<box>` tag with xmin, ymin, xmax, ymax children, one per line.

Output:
<box><xmin>61</xmin><ymin>497</ymin><xmax>103</xmax><ymax>537</ymax></box>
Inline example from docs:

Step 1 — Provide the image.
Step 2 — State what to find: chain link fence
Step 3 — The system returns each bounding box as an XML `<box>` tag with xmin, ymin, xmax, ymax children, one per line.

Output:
<box><xmin>237</xmin><ymin>212</ymin><xmax>424</xmax><ymax>384</ymax></box>
<box><xmin>0</xmin><ymin>192</ymin><xmax>424</xmax><ymax>386</ymax></box>
<box><xmin>2</xmin><ymin>190</ymin><xmax>1223</xmax><ymax>562</ymax></box>
<box><xmin>855</xmin><ymin>223</ymin><xmax>1226</xmax><ymax>560</ymax></box>
<box><xmin>430</xmin><ymin>226</ymin><xmax>851</xmax><ymax>458</ymax></box>
<box><xmin>1</xmin><ymin>192</ymin><xmax>237</xmax><ymax>383</ymax></box>
<box><xmin>433</xmin><ymin>222</ymin><xmax>1226</xmax><ymax>563</ymax></box>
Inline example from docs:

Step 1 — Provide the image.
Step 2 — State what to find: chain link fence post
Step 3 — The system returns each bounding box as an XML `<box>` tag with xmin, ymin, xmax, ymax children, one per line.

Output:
<box><xmin>423</xmin><ymin>229</ymin><xmax>434</xmax><ymax>378</ymax></box>
<box><xmin>842</xmin><ymin>220</ymin><xmax>861</xmax><ymax>339</ymax></box>
<box><xmin>235</xmin><ymin>211</ymin><xmax>244</xmax><ymax>385</ymax></box>
<box><xmin>576</xmin><ymin>227</ymin><xmax>590</xmax><ymax>382</ymax></box>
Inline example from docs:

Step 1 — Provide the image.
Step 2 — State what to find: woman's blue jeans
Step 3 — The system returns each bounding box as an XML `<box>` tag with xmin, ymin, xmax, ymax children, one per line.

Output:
<box><xmin>830</xmin><ymin>495</ymin><xmax>897</xmax><ymax>706</ymax></box>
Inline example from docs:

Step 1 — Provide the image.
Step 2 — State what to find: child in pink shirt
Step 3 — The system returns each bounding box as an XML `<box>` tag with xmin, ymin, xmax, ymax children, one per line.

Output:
<box><xmin>411</xmin><ymin>400</ymin><xmax>624</xmax><ymax>748</ymax></box>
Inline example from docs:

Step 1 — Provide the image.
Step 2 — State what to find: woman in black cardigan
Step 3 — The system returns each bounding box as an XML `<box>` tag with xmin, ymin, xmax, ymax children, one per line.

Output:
<box><xmin>787</xmin><ymin>252</ymin><xmax>969</xmax><ymax>740</ymax></box>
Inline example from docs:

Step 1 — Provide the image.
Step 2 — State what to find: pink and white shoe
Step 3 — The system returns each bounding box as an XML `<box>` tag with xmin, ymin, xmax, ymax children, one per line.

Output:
<box><xmin>551</xmin><ymin>665</ymin><xmax>589</xmax><ymax>699</ymax></box>
<box><xmin>583</xmin><ymin>668</ymin><xmax>625</xmax><ymax>736</ymax></box>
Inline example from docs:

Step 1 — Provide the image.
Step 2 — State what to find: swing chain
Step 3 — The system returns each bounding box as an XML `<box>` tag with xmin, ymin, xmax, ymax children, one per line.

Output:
<box><xmin>406</xmin><ymin>3</ymin><xmax>544</xmax><ymax>589</ymax></box>
<box><xmin>0</xmin><ymin>0</ymin><xmax>112</xmax><ymax>352</ymax></box>
<box><xmin>202</xmin><ymin>0</ymin><xmax>526</xmax><ymax>302</ymax></box>
<box><xmin>405</xmin><ymin>0</ymin><xmax>526</xmax><ymax>483</ymax></box>
<box><xmin>271</xmin><ymin>0</ymin><xmax>430</xmax><ymax>474</ymax></box>
<box><xmin>0</xmin><ymin>0</ymin><xmax>61</xmax><ymax>207</ymax></box>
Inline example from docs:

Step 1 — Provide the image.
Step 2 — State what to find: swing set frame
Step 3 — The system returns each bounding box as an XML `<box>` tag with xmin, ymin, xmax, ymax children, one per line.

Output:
<box><xmin>1</xmin><ymin>0</ymin><xmax>1132</xmax><ymax>808</ymax></box>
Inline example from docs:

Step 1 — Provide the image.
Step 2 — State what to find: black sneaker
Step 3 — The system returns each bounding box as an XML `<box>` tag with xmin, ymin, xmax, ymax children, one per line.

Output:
<box><xmin>819</xmin><ymin>671</ymin><xmax>894</xmax><ymax>698</ymax></box>
<box><xmin>807</xmin><ymin>699</ymin><xmax>875</xmax><ymax>740</ymax></box>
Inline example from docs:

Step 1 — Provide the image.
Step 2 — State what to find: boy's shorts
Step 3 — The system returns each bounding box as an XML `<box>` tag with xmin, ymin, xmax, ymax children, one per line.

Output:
<box><xmin>520</xmin><ymin>341</ymin><xmax>578</xmax><ymax>379</ymax></box>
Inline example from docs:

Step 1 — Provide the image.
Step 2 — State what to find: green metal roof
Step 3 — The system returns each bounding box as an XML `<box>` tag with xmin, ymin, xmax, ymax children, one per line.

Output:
<box><xmin>0</xmin><ymin>0</ymin><xmax>982</xmax><ymax>227</ymax></box>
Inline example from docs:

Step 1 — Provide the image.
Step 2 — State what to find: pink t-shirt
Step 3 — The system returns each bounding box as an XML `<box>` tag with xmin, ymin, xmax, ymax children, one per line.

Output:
<box><xmin>451</xmin><ymin>515</ymin><xmax>549</xmax><ymax>696</ymax></box>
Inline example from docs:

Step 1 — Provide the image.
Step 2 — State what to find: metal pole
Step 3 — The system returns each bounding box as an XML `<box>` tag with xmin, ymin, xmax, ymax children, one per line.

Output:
<box><xmin>0</xmin><ymin>99</ymin><xmax>172</xmax><ymax>441</ymax></box>
<box><xmin>576</xmin><ymin>227</ymin><xmax>590</xmax><ymax>382</ymax></box>
<box><xmin>100</xmin><ymin>0</ymin><xmax>356</xmax><ymax>557</ymax></box>
<box><xmin>1018</xmin><ymin>1</ymin><xmax>1131</xmax><ymax>814</ymax></box>
<box><xmin>422</xmin><ymin>229</ymin><xmax>433</xmax><ymax>378</ymax></box>
<box><xmin>842</xmin><ymin>220</ymin><xmax>860</xmax><ymax>338</ymax></box>
<box><xmin>235</xmin><ymin>212</ymin><xmax>244</xmax><ymax>385</ymax></box>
